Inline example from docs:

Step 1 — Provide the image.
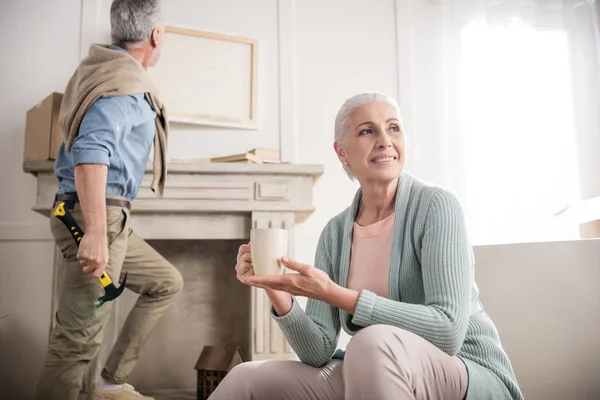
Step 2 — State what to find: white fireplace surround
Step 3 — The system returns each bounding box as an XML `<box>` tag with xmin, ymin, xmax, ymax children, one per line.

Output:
<box><xmin>23</xmin><ymin>160</ymin><xmax>323</xmax><ymax>389</ymax></box>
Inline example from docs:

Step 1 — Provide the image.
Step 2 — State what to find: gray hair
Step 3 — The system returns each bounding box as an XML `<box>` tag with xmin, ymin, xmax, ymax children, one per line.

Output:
<box><xmin>334</xmin><ymin>92</ymin><xmax>402</xmax><ymax>179</ymax></box>
<box><xmin>110</xmin><ymin>0</ymin><xmax>162</xmax><ymax>49</ymax></box>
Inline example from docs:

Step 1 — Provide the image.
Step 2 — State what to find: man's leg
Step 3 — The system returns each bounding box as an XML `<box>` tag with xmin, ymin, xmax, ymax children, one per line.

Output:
<box><xmin>343</xmin><ymin>324</ymin><xmax>469</xmax><ymax>400</ymax></box>
<box><xmin>208</xmin><ymin>359</ymin><xmax>345</xmax><ymax>400</ymax></box>
<box><xmin>101</xmin><ymin>230</ymin><xmax>183</xmax><ymax>384</ymax></box>
<box><xmin>35</xmin><ymin>206</ymin><xmax>129</xmax><ymax>400</ymax></box>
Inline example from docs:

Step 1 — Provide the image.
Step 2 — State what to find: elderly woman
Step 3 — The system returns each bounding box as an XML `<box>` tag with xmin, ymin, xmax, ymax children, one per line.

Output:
<box><xmin>209</xmin><ymin>92</ymin><xmax>523</xmax><ymax>400</ymax></box>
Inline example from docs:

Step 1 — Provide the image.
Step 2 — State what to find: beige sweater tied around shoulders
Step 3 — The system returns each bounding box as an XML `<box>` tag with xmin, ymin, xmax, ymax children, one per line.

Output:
<box><xmin>59</xmin><ymin>44</ymin><xmax>168</xmax><ymax>197</ymax></box>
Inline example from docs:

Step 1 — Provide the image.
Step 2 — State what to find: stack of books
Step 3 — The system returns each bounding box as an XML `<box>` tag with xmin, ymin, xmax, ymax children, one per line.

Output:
<box><xmin>210</xmin><ymin>148</ymin><xmax>281</xmax><ymax>164</ymax></box>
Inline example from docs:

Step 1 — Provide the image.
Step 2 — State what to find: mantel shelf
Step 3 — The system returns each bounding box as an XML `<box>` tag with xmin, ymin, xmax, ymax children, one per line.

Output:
<box><xmin>23</xmin><ymin>160</ymin><xmax>325</xmax><ymax>239</ymax></box>
<box><xmin>23</xmin><ymin>160</ymin><xmax>324</xmax><ymax>177</ymax></box>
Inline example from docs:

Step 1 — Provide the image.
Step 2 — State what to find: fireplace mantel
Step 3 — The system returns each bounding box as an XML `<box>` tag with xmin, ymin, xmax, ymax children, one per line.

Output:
<box><xmin>23</xmin><ymin>160</ymin><xmax>324</xmax><ymax>240</ymax></box>
<box><xmin>23</xmin><ymin>160</ymin><xmax>324</xmax><ymax>391</ymax></box>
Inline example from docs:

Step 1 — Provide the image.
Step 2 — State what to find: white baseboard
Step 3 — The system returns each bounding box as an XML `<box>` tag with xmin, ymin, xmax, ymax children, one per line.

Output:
<box><xmin>0</xmin><ymin>223</ymin><xmax>53</xmax><ymax>241</ymax></box>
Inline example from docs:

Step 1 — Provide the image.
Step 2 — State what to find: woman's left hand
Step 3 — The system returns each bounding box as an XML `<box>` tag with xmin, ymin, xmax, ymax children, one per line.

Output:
<box><xmin>247</xmin><ymin>256</ymin><xmax>334</xmax><ymax>301</ymax></box>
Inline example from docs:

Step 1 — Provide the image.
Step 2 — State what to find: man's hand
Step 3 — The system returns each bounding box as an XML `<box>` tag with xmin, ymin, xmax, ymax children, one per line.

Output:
<box><xmin>77</xmin><ymin>233</ymin><xmax>109</xmax><ymax>277</ymax></box>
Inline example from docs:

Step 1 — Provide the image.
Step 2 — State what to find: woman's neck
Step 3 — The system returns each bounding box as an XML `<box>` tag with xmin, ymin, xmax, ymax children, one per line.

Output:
<box><xmin>355</xmin><ymin>178</ymin><xmax>398</xmax><ymax>225</ymax></box>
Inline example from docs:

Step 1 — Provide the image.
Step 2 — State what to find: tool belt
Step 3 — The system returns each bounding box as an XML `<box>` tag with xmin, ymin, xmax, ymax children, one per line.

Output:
<box><xmin>54</xmin><ymin>193</ymin><xmax>131</xmax><ymax>210</ymax></box>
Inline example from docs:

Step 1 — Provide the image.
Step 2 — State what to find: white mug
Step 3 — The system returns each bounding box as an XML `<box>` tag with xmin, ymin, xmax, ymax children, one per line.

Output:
<box><xmin>250</xmin><ymin>228</ymin><xmax>288</xmax><ymax>276</ymax></box>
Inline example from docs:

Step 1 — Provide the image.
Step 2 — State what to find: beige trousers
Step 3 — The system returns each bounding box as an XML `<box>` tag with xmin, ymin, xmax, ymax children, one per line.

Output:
<box><xmin>209</xmin><ymin>325</ymin><xmax>468</xmax><ymax>400</ymax></box>
<box><xmin>35</xmin><ymin>202</ymin><xmax>184</xmax><ymax>400</ymax></box>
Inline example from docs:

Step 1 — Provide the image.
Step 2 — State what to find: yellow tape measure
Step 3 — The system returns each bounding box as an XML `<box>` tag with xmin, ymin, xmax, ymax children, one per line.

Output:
<box><xmin>53</xmin><ymin>202</ymin><xmax>66</xmax><ymax>217</ymax></box>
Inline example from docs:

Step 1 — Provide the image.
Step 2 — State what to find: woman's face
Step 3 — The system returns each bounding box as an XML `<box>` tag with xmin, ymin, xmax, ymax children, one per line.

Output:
<box><xmin>335</xmin><ymin>101</ymin><xmax>406</xmax><ymax>184</ymax></box>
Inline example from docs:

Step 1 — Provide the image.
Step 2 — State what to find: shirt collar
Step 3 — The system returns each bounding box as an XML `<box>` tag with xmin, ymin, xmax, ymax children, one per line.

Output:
<box><xmin>109</xmin><ymin>44</ymin><xmax>130</xmax><ymax>55</ymax></box>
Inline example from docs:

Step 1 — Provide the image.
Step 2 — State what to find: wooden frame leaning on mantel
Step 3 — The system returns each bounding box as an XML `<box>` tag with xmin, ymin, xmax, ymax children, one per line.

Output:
<box><xmin>148</xmin><ymin>25</ymin><xmax>259</xmax><ymax>129</ymax></box>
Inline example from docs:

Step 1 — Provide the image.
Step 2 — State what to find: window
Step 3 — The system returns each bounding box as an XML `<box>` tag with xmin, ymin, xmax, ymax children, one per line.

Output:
<box><xmin>459</xmin><ymin>18</ymin><xmax>581</xmax><ymax>244</ymax></box>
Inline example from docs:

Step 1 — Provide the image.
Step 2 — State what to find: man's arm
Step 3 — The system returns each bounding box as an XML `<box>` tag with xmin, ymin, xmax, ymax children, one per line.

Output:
<box><xmin>70</xmin><ymin>96</ymin><xmax>124</xmax><ymax>277</ymax></box>
<box><xmin>74</xmin><ymin>164</ymin><xmax>108</xmax><ymax>236</ymax></box>
<box><xmin>74</xmin><ymin>164</ymin><xmax>109</xmax><ymax>277</ymax></box>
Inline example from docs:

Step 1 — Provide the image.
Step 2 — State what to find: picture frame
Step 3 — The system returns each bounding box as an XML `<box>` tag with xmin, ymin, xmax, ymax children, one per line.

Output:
<box><xmin>148</xmin><ymin>25</ymin><xmax>258</xmax><ymax>129</ymax></box>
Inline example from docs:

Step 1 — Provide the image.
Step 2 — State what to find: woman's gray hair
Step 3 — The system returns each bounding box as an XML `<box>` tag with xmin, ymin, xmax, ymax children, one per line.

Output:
<box><xmin>110</xmin><ymin>0</ymin><xmax>162</xmax><ymax>49</ymax></box>
<box><xmin>334</xmin><ymin>92</ymin><xmax>402</xmax><ymax>180</ymax></box>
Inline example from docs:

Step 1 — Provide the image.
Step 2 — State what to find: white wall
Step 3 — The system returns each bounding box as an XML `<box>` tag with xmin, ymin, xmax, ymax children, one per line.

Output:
<box><xmin>0</xmin><ymin>0</ymin><xmax>81</xmax><ymax>234</ymax></box>
<box><xmin>293</xmin><ymin>0</ymin><xmax>399</xmax><ymax>272</ymax></box>
<box><xmin>0</xmin><ymin>1</ymin><xmax>82</xmax><ymax>399</ymax></box>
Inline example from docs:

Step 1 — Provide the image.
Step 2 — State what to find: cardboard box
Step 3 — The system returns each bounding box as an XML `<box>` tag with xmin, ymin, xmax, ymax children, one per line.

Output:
<box><xmin>23</xmin><ymin>92</ymin><xmax>64</xmax><ymax>162</ymax></box>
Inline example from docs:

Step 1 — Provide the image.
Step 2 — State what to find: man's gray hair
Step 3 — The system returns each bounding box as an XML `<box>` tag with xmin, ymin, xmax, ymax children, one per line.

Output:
<box><xmin>110</xmin><ymin>0</ymin><xmax>162</xmax><ymax>49</ymax></box>
<box><xmin>334</xmin><ymin>92</ymin><xmax>402</xmax><ymax>180</ymax></box>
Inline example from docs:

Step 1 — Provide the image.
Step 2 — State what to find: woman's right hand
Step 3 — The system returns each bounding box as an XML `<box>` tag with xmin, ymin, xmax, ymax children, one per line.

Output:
<box><xmin>235</xmin><ymin>243</ymin><xmax>254</xmax><ymax>284</ymax></box>
<box><xmin>235</xmin><ymin>243</ymin><xmax>293</xmax><ymax>316</ymax></box>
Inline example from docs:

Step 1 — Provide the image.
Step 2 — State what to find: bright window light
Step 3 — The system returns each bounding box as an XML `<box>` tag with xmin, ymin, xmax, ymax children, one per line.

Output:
<box><xmin>459</xmin><ymin>18</ymin><xmax>581</xmax><ymax>244</ymax></box>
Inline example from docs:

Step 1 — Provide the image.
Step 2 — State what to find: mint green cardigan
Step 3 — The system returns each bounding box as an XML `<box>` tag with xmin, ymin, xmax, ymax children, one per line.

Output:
<box><xmin>272</xmin><ymin>173</ymin><xmax>523</xmax><ymax>399</ymax></box>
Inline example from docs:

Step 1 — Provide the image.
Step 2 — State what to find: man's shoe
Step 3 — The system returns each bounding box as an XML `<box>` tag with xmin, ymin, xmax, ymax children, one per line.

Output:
<box><xmin>86</xmin><ymin>383</ymin><xmax>155</xmax><ymax>400</ymax></box>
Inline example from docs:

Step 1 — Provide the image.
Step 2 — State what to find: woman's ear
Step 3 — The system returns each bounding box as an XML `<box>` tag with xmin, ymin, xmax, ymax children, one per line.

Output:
<box><xmin>333</xmin><ymin>141</ymin><xmax>347</xmax><ymax>165</ymax></box>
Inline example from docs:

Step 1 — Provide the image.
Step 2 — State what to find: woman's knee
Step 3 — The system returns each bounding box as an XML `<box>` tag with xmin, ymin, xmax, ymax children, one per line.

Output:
<box><xmin>219</xmin><ymin>361</ymin><xmax>258</xmax><ymax>388</ymax></box>
<box><xmin>225</xmin><ymin>361</ymin><xmax>260</xmax><ymax>377</ymax></box>
<box><xmin>227</xmin><ymin>360</ymin><xmax>298</xmax><ymax>384</ymax></box>
<box><xmin>345</xmin><ymin>325</ymin><xmax>416</xmax><ymax>372</ymax></box>
<box><xmin>210</xmin><ymin>361</ymin><xmax>294</xmax><ymax>398</ymax></box>
<box><xmin>347</xmin><ymin>325</ymin><xmax>397</xmax><ymax>355</ymax></box>
<box><xmin>209</xmin><ymin>362</ymin><xmax>256</xmax><ymax>399</ymax></box>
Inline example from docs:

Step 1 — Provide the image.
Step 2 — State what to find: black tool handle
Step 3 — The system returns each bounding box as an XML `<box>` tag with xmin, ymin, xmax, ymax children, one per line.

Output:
<box><xmin>53</xmin><ymin>202</ymin><xmax>84</xmax><ymax>246</ymax></box>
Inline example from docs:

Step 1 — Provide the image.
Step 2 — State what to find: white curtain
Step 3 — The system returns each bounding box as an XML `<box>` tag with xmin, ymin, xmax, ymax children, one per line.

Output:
<box><xmin>398</xmin><ymin>0</ymin><xmax>600</xmax><ymax>245</ymax></box>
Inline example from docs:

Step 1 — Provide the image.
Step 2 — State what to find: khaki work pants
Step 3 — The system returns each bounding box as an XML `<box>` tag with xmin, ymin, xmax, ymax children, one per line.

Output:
<box><xmin>208</xmin><ymin>324</ymin><xmax>469</xmax><ymax>400</ymax></box>
<box><xmin>35</xmin><ymin>201</ymin><xmax>183</xmax><ymax>400</ymax></box>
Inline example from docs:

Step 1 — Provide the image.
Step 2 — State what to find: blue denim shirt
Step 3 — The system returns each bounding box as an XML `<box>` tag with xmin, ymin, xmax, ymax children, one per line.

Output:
<box><xmin>54</xmin><ymin>47</ymin><xmax>156</xmax><ymax>201</ymax></box>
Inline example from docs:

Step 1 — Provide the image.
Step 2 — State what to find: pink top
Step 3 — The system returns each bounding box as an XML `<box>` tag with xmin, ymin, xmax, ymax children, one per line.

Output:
<box><xmin>347</xmin><ymin>212</ymin><xmax>395</xmax><ymax>298</ymax></box>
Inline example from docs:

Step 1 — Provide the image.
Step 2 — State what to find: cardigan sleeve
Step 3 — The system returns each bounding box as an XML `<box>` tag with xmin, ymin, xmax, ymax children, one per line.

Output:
<box><xmin>351</xmin><ymin>189</ymin><xmax>472</xmax><ymax>355</ymax></box>
<box><xmin>270</xmin><ymin>226</ymin><xmax>342</xmax><ymax>367</ymax></box>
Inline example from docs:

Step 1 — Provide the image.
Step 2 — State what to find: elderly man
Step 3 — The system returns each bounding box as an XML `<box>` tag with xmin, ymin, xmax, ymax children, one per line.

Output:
<box><xmin>35</xmin><ymin>1</ymin><xmax>183</xmax><ymax>399</ymax></box>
